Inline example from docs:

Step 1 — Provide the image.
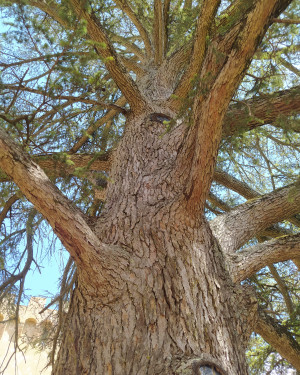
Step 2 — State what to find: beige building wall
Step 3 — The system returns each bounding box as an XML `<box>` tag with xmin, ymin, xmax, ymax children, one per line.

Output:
<box><xmin>0</xmin><ymin>297</ymin><xmax>56</xmax><ymax>375</ymax></box>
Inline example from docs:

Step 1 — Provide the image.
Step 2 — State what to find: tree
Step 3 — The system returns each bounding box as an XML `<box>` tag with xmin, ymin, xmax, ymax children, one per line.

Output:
<box><xmin>0</xmin><ymin>0</ymin><xmax>299</xmax><ymax>374</ymax></box>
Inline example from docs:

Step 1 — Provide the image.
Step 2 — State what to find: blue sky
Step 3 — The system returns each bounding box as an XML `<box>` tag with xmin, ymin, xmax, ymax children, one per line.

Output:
<box><xmin>0</xmin><ymin>12</ymin><xmax>67</xmax><ymax>303</ymax></box>
<box><xmin>24</xmin><ymin>246</ymin><xmax>69</xmax><ymax>302</ymax></box>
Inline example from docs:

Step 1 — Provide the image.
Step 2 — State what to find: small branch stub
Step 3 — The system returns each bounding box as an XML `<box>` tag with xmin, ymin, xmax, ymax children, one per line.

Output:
<box><xmin>193</xmin><ymin>363</ymin><xmax>224</xmax><ymax>375</ymax></box>
<box><xmin>175</xmin><ymin>356</ymin><xmax>228</xmax><ymax>375</ymax></box>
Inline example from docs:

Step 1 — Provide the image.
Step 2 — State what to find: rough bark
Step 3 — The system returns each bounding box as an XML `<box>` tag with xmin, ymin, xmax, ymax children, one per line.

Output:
<box><xmin>0</xmin><ymin>84</ymin><xmax>298</xmax><ymax>184</ymax></box>
<box><xmin>222</xmin><ymin>85</ymin><xmax>300</xmax><ymax>137</ymax></box>
<box><xmin>0</xmin><ymin>115</ymin><xmax>258</xmax><ymax>374</ymax></box>
<box><xmin>0</xmin><ymin>128</ymin><xmax>126</xmax><ymax>291</ymax></box>
<box><xmin>255</xmin><ymin>312</ymin><xmax>300</xmax><ymax>371</ymax></box>
<box><xmin>53</xmin><ymin>113</ymin><xmax>257</xmax><ymax>372</ymax></box>
<box><xmin>54</xmin><ymin>221</ymin><xmax>256</xmax><ymax>374</ymax></box>
<box><xmin>171</xmin><ymin>0</ymin><xmax>221</xmax><ymax>103</ymax></box>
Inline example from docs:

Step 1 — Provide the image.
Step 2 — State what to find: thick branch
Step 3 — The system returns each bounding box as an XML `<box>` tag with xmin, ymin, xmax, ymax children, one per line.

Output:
<box><xmin>2</xmin><ymin>152</ymin><xmax>299</xmax><ymax>238</ymax></box>
<box><xmin>213</xmin><ymin>168</ymin><xmax>259</xmax><ymax>199</ymax></box>
<box><xmin>228</xmin><ymin>234</ymin><xmax>300</xmax><ymax>282</ymax></box>
<box><xmin>268</xmin><ymin>264</ymin><xmax>294</xmax><ymax>316</ymax></box>
<box><xmin>213</xmin><ymin>170</ymin><xmax>300</xmax><ymax>271</ymax></box>
<box><xmin>0</xmin><ymin>127</ymin><xmax>107</xmax><ymax>283</ymax></box>
<box><xmin>255</xmin><ymin>311</ymin><xmax>300</xmax><ymax>371</ymax></box>
<box><xmin>165</xmin><ymin>41</ymin><xmax>192</xmax><ymax>77</ymax></box>
<box><xmin>215</xmin><ymin>0</ymin><xmax>293</xmax><ymax>92</ymax></box>
<box><xmin>213</xmin><ymin>169</ymin><xmax>300</xmax><ymax>229</ymax></box>
<box><xmin>207</xmin><ymin>192</ymin><xmax>230</xmax><ymax>212</ymax></box>
<box><xmin>170</xmin><ymin>0</ymin><xmax>221</xmax><ymax>105</ymax></box>
<box><xmin>210</xmin><ymin>183</ymin><xmax>300</xmax><ymax>253</ymax></box>
<box><xmin>36</xmin><ymin>153</ymin><xmax>112</xmax><ymax>175</ymax></box>
<box><xmin>111</xmin><ymin>34</ymin><xmax>146</xmax><ymax>61</ymax></box>
<box><xmin>180</xmin><ymin>0</ymin><xmax>292</xmax><ymax>215</ymax></box>
<box><xmin>69</xmin><ymin>0</ymin><xmax>146</xmax><ymax>112</ymax></box>
<box><xmin>119</xmin><ymin>57</ymin><xmax>145</xmax><ymax>76</ymax></box>
<box><xmin>0</xmin><ymin>153</ymin><xmax>111</xmax><ymax>183</ymax></box>
<box><xmin>279</xmin><ymin>57</ymin><xmax>300</xmax><ymax>76</ymax></box>
<box><xmin>28</xmin><ymin>0</ymin><xmax>70</xmax><ymax>28</ymax></box>
<box><xmin>222</xmin><ymin>86</ymin><xmax>300</xmax><ymax>137</ymax></box>
<box><xmin>153</xmin><ymin>0</ymin><xmax>164</xmax><ymax>65</ymax></box>
<box><xmin>272</xmin><ymin>17</ymin><xmax>300</xmax><ymax>24</ymax></box>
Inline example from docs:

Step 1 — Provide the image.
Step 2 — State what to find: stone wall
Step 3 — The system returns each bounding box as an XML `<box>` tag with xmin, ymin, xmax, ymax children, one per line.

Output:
<box><xmin>0</xmin><ymin>297</ymin><xmax>56</xmax><ymax>375</ymax></box>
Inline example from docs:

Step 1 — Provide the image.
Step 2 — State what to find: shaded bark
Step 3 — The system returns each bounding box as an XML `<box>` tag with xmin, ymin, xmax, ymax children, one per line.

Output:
<box><xmin>223</xmin><ymin>85</ymin><xmax>300</xmax><ymax>137</ymax></box>
<box><xmin>0</xmin><ymin>114</ymin><xmax>258</xmax><ymax>374</ymax></box>
<box><xmin>255</xmin><ymin>311</ymin><xmax>300</xmax><ymax>371</ymax></box>
<box><xmin>170</xmin><ymin>0</ymin><xmax>221</xmax><ymax>104</ymax></box>
<box><xmin>0</xmin><ymin>127</ymin><xmax>125</xmax><ymax>289</ymax></box>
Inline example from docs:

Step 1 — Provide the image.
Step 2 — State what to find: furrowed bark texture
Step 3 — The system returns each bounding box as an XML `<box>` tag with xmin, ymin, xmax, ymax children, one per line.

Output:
<box><xmin>54</xmin><ymin>223</ymin><xmax>255</xmax><ymax>374</ymax></box>
<box><xmin>51</xmin><ymin>113</ymin><xmax>258</xmax><ymax>375</ymax></box>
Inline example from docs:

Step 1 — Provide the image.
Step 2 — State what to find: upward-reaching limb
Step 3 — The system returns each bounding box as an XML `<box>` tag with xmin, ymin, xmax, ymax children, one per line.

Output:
<box><xmin>222</xmin><ymin>86</ymin><xmax>300</xmax><ymax>137</ymax></box>
<box><xmin>227</xmin><ymin>233</ymin><xmax>300</xmax><ymax>282</ymax></box>
<box><xmin>112</xmin><ymin>0</ymin><xmax>152</xmax><ymax>57</ymax></box>
<box><xmin>153</xmin><ymin>0</ymin><xmax>164</xmax><ymax>65</ymax></box>
<box><xmin>254</xmin><ymin>311</ymin><xmax>300</xmax><ymax>371</ymax></box>
<box><xmin>69</xmin><ymin>0</ymin><xmax>146</xmax><ymax>113</ymax></box>
<box><xmin>163</xmin><ymin>0</ymin><xmax>171</xmax><ymax>56</ymax></box>
<box><xmin>169</xmin><ymin>0</ymin><xmax>221</xmax><ymax>105</ymax></box>
<box><xmin>178</xmin><ymin>0</ymin><xmax>293</xmax><ymax>216</ymax></box>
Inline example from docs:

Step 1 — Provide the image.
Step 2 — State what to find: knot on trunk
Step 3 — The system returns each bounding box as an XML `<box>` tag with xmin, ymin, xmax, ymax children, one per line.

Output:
<box><xmin>149</xmin><ymin>112</ymin><xmax>172</xmax><ymax>124</ymax></box>
<box><xmin>174</xmin><ymin>354</ymin><xmax>228</xmax><ymax>374</ymax></box>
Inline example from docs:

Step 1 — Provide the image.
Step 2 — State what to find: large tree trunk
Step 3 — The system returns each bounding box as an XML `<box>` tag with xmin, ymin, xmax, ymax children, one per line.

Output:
<box><xmin>53</xmin><ymin>113</ymin><xmax>257</xmax><ymax>375</ymax></box>
<box><xmin>54</xmin><ymin>223</ymin><xmax>255</xmax><ymax>374</ymax></box>
<box><xmin>54</xmin><ymin>222</ymin><xmax>255</xmax><ymax>375</ymax></box>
